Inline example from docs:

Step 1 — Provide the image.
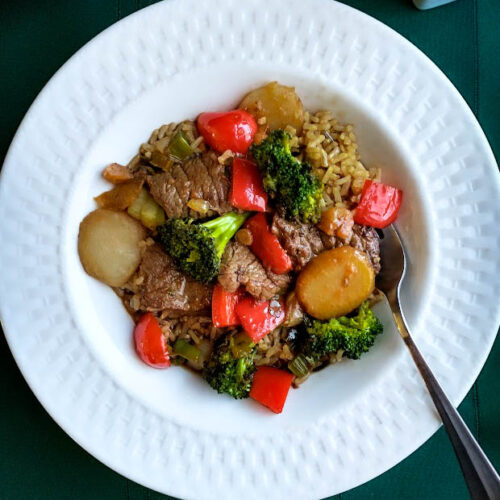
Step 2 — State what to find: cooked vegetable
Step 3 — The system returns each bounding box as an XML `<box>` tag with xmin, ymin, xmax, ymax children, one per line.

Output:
<box><xmin>235</xmin><ymin>296</ymin><xmax>285</xmax><ymax>343</ymax></box>
<box><xmin>296</xmin><ymin>246</ymin><xmax>375</xmax><ymax>320</ymax></box>
<box><xmin>283</xmin><ymin>291</ymin><xmax>304</xmax><ymax>327</ymax></box>
<box><xmin>245</xmin><ymin>213</ymin><xmax>292</xmax><ymax>274</ymax></box>
<box><xmin>235</xmin><ymin>228</ymin><xmax>253</xmax><ymax>246</ymax></box>
<box><xmin>94</xmin><ymin>179</ymin><xmax>143</xmax><ymax>210</ymax></box>
<box><xmin>212</xmin><ymin>284</ymin><xmax>245</xmax><ymax>327</ymax></box>
<box><xmin>134</xmin><ymin>313</ymin><xmax>170</xmax><ymax>368</ymax></box>
<box><xmin>286</xmin><ymin>301</ymin><xmax>383</xmax><ymax>378</ymax></box>
<box><xmin>127</xmin><ymin>189</ymin><xmax>166</xmax><ymax>229</ymax></box>
<box><xmin>173</xmin><ymin>338</ymin><xmax>201</xmax><ymax>363</ymax></box>
<box><xmin>229</xmin><ymin>331</ymin><xmax>255</xmax><ymax>358</ymax></box>
<box><xmin>304</xmin><ymin>301</ymin><xmax>383</xmax><ymax>360</ymax></box>
<box><xmin>353</xmin><ymin>180</ymin><xmax>403</xmax><ymax>228</ymax></box>
<box><xmin>78</xmin><ymin>209</ymin><xmax>146</xmax><ymax>287</ymax></box>
<box><xmin>197</xmin><ymin>110</ymin><xmax>257</xmax><ymax>154</ymax></box>
<box><xmin>230</xmin><ymin>158</ymin><xmax>268</xmax><ymax>212</ymax></box>
<box><xmin>149</xmin><ymin>149</ymin><xmax>172</xmax><ymax>170</ymax></box>
<box><xmin>249</xmin><ymin>366</ymin><xmax>294</xmax><ymax>413</ymax></box>
<box><xmin>288</xmin><ymin>353</ymin><xmax>315</xmax><ymax>378</ymax></box>
<box><xmin>284</xmin><ymin>326</ymin><xmax>306</xmax><ymax>354</ymax></box>
<box><xmin>157</xmin><ymin>211</ymin><xmax>250</xmax><ymax>283</ymax></box>
<box><xmin>317</xmin><ymin>206</ymin><xmax>354</xmax><ymax>240</ymax></box>
<box><xmin>168</xmin><ymin>130</ymin><xmax>194</xmax><ymax>161</ymax></box>
<box><xmin>187</xmin><ymin>198</ymin><xmax>210</xmax><ymax>215</ymax></box>
<box><xmin>203</xmin><ymin>332</ymin><xmax>257</xmax><ymax>399</ymax></box>
<box><xmin>239</xmin><ymin>81</ymin><xmax>305</xmax><ymax>135</ymax></box>
<box><xmin>188</xmin><ymin>339</ymin><xmax>213</xmax><ymax>371</ymax></box>
<box><xmin>250</xmin><ymin>130</ymin><xmax>324</xmax><ymax>223</ymax></box>
<box><xmin>102</xmin><ymin>163</ymin><xmax>134</xmax><ymax>184</ymax></box>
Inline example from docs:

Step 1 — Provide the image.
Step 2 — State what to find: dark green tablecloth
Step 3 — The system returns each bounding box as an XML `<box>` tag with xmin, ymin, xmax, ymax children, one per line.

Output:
<box><xmin>1</xmin><ymin>1</ymin><xmax>498</xmax><ymax>498</ymax></box>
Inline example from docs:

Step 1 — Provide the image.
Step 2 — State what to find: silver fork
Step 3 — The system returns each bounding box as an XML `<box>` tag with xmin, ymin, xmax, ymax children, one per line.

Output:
<box><xmin>377</xmin><ymin>225</ymin><xmax>500</xmax><ymax>500</ymax></box>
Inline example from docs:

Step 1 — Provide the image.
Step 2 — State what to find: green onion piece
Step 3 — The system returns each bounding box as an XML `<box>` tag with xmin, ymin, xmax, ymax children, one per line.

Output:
<box><xmin>230</xmin><ymin>332</ymin><xmax>254</xmax><ymax>359</ymax></box>
<box><xmin>173</xmin><ymin>339</ymin><xmax>201</xmax><ymax>362</ymax></box>
<box><xmin>288</xmin><ymin>354</ymin><xmax>314</xmax><ymax>378</ymax></box>
<box><xmin>168</xmin><ymin>131</ymin><xmax>193</xmax><ymax>161</ymax></box>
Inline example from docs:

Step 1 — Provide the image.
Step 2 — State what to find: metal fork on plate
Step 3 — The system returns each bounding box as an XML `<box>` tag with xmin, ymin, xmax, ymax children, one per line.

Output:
<box><xmin>376</xmin><ymin>226</ymin><xmax>500</xmax><ymax>500</ymax></box>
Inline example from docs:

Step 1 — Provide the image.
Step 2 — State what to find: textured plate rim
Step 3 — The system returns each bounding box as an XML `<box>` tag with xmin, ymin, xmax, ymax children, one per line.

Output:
<box><xmin>0</xmin><ymin>0</ymin><xmax>499</xmax><ymax>498</ymax></box>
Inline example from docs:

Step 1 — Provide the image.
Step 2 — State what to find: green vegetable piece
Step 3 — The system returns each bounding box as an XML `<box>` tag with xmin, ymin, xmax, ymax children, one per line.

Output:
<box><xmin>230</xmin><ymin>332</ymin><xmax>255</xmax><ymax>358</ymax></box>
<box><xmin>127</xmin><ymin>189</ymin><xmax>166</xmax><ymax>229</ymax></box>
<box><xmin>203</xmin><ymin>332</ymin><xmax>257</xmax><ymax>399</ymax></box>
<box><xmin>173</xmin><ymin>339</ymin><xmax>202</xmax><ymax>362</ymax></box>
<box><xmin>127</xmin><ymin>189</ymin><xmax>147</xmax><ymax>220</ymax></box>
<box><xmin>141</xmin><ymin>197</ymin><xmax>165</xmax><ymax>229</ymax></box>
<box><xmin>288</xmin><ymin>353</ymin><xmax>315</xmax><ymax>378</ymax></box>
<box><xmin>157</xmin><ymin>211</ymin><xmax>250</xmax><ymax>283</ymax></box>
<box><xmin>304</xmin><ymin>301</ymin><xmax>383</xmax><ymax>361</ymax></box>
<box><xmin>168</xmin><ymin>130</ymin><xmax>194</xmax><ymax>161</ymax></box>
<box><xmin>250</xmin><ymin>129</ymin><xmax>324</xmax><ymax>223</ymax></box>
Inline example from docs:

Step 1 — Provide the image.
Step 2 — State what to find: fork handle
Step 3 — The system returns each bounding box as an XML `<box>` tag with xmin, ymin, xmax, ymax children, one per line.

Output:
<box><xmin>390</xmin><ymin>306</ymin><xmax>500</xmax><ymax>499</ymax></box>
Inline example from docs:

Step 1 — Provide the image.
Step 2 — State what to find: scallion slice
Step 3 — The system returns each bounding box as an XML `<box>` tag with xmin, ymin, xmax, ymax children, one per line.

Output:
<box><xmin>168</xmin><ymin>130</ymin><xmax>193</xmax><ymax>161</ymax></box>
<box><xmin>173</xmin><ymin>339</ymin><xmax>201</xmax><ymax>362</ymax></box>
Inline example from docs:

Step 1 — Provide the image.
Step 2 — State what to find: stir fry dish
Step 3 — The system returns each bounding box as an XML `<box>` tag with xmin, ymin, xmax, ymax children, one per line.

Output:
<box><xmin>78</xmin><ymin>82</ymin><xmax>402</xmax><ymax>413</ymax></box>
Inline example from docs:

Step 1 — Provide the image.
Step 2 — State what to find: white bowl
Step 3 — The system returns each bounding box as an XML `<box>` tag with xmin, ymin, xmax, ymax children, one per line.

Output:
<box><xmin>0</xmin><ymin>0</ymin><xmax>498</xmax><ymax>498</ymax></box>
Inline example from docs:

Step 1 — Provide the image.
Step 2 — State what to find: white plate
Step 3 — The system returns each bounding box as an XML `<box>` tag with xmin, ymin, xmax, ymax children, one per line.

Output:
<box><xmin>1</xmin><ymin>0</ymin><xmax>499</xmax><ymax>498</ymax></box>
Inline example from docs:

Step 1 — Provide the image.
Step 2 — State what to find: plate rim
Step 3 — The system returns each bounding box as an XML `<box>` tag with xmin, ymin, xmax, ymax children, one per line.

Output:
<box><xmin>1</xmin><ymin>0</ymin><xmax>499</xmax><ymax>498</ymax></box>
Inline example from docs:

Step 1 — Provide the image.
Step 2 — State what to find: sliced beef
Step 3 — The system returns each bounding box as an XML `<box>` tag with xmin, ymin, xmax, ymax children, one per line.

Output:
<box><xmin>137</xmin><ymin>244</ymin><xmax>212</xmax><ymax>316</ymax></box>
<box><xmin>271</xmin><ymin>213</ymin><xmax>381</xmax><ymax>273</ymax></box>
<box><xmin>218</xmin><ymin>242</ymin><xmax>292</xmax><ymax>301</ymax></box>
<box><xmin>271</xmin><ymin>214</ymin><xmax>336</xmax><ymax>271</ymax></box>
<box><xmin>147</xmin><ymin>151</ymin><xmax>232</xmax><ymax>219</ymax></box>
<box><xmin>349</xmin><ymin>224</ymin><xmax>381</xmax><ymax>274</ymax></box>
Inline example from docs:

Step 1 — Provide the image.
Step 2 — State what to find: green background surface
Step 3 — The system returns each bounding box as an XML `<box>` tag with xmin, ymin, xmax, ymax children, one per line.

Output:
<box><xmin>1</xmin><ymin>0</ymin><xmax>498</xmax><ymax>499</ymax></box>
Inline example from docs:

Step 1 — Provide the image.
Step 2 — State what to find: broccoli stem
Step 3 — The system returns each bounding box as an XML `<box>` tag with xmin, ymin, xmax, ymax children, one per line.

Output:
<box><xmin>202</xmin><ymin>211</ymin><xmax>250</xmax><ymax>258</ymax></box>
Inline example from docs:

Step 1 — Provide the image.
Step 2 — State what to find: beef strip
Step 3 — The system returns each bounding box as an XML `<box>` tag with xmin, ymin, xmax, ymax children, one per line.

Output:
<box><xmin>146</xmin><ymin>151</ymin><xmax>232</xmax><ymax>219</ymax></box>
<box><xmin>270</xmin><ymin>214</ymin><xmax>336</xmax><ymax>271</ymax></box>
<box><xmin>137</xmin><ymin>244</ymin><xmax>212</xmax><ymax>316</ymax></box>
<box><xmin>218</xmin><ymin>242</ymin><xmax>292</xmax><ymax>300</ymax></box>
<box><xmin>349</xmin><ymin>224</ymin><xmax>381</xmax><ymax>274</ymax></box>
<box><xmin>271</xmin><ymin>213</ymin><xmax>381</xmax><ymax>273</ymax></box>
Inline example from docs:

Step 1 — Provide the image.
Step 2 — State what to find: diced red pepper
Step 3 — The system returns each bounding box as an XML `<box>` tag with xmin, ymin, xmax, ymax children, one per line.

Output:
<box><xmin>353</xmin><ymin>180</ymin><xmax>403</xmax><ymax>229</ymax></box>
<box><xmin>212</xmin><ymin>284</ymin><xmax>245</xmax><ymax>327</ymax></box>
<box><xmin>235</xmin><ymin>296</ymin><xmax>285</xmax><ymax>343</ymax></box>
<box><xmin>133</xmin><ymin>313</ymin><xmax>170</xmax><ymax>368</ymax></box>
<box><xmin>197</xmin><ymin>110</ymin><xmax>257</xmax><ymax>154</ymax></box>
<box><xmin>250</xmin><ymin>366</ymin><xmax>294</xmax><ymax>414</ymax></box>
<box><xmin>245</xmin><ymin>213</ymin><xmax>292</xmax><ymax>274</ymax></box>
<box><xmin>230</xmin><ymin>158</ymin><xmax>268</xmax><ymax>212</ymax></box>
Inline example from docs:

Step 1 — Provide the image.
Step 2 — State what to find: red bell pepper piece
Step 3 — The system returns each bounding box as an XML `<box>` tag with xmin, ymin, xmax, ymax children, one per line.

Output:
<box><xmin>353</xmin><ymin>180</ymin><xmax>403</xmax><ymax>228</ymax></box>
<box><xmin>133</xmin><ymin>312</ymin><xmax>170</xmax><ymax>368</ymax></box>
<box><xmin>235</xmin><ymin>296</ymin><xmax>285</xmax><ymax>343</ymax></box>
<box><xmin>245</xmin><ymin>213</ymin><xmax>292</xmax><ymax>274</ymax></box>
<box><xmin>250</xmin><ymin>366</ymin><xmax>294</xmax><ymax>414</ymax></box>
<box><xmin>197</xmin><ymin>110</ymin><xmax>257</xmax><ymax>154</ymax></box>
<box><xmin>230</xmin><ymin>158</ymin><xmax>268</xmax><ymax>212</ymax></box>
<box><xmin>212</xmin><ymin>284</ymin><xmax>245</xmax><ymax>327</ymax></box>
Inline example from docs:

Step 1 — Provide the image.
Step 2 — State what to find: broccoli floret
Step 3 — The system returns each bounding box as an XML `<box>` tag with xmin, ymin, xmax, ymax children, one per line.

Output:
<box><xmin>288</xmin><ymin>302</ymin><xmax>383</xmax><ymax>377</ymax></box>
<box><xmin>157</xmin><ymin>211</ymin><xmax>249</xmax><ymax>283</ymax></box>
<box><xmin>203</xmin><ymin>332</ymin><xmax>256</xmax><ymax>399</ymax></box>
<box><xmin>306</xmin><ymin>301</ymin><xmax>383</xmax><ymax>360</ymax></box>
<box><xmin>250</xmin><ymin>130</ymin><xmax>324</xmax><ymax>223</ymax></box>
